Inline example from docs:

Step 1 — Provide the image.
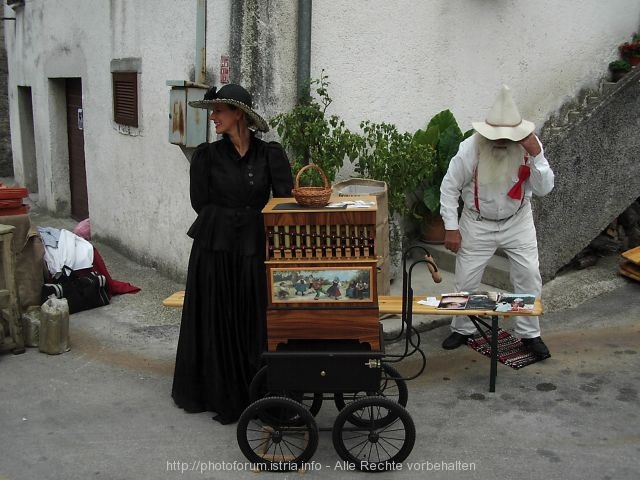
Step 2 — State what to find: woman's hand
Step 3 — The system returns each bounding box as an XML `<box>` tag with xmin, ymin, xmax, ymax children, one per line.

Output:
<box><xmin>444</xmin><ymin>229</ymin><xmax>462</xmax><ymax>253</ymax></box>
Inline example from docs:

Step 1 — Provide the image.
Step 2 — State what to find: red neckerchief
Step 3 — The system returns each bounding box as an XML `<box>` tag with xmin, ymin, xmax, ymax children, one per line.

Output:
<box><xmin>474</xmin><ymin>154</ymin><xmax>529</xmax><ymax>214</ymax></box>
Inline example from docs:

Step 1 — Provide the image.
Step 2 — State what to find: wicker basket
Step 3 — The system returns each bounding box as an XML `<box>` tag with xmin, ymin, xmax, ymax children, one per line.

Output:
<box><xmin>291</xmin><ymin>164</ymin><xmax>332</xmax><ymax>208</ymax></box>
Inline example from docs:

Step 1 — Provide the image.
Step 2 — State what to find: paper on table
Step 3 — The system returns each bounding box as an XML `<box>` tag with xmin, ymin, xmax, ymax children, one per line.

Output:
<box><xmin>326</xmin><ymin>200</ymin><xmax>376</xmax><ymax>209</ymax></box>
<box><xmin>347</xmin><ymin>200</ymin><xmax>375</xmax><ymax>209</ymax></box>
<box><xmin>418</xmin><ymin>297</ymin><xmax>440</xmax><ymax>307</ymax></box>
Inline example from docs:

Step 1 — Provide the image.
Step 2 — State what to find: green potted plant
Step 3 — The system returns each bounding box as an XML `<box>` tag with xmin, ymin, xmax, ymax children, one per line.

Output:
<box><xmin>272</xmin><ymin>73</ymin><xmax>432</xmax><ymax>283</ymax></box>
<box><xmin>270</xmin><ymin>71</ymin><xmax>361</xmax><ymax>185</ymax></box>
<box><xmin>354</xmin><ymin>121</ymin><xmax>434</xmax><ymax>220</ymax></box>
<box><xmin>411</xmin><ymin>110</ymin><xmax>473</xmax><ymax>243</ymax></box>
<box><xmin>609</xmin><ymin>59</ymin><xmax>632</xmax><ymax>82</ymax></box>
<box><xmin>354</xmin><ymin>120</ymin><xmax>435</xmax><ymax>269</ymax></box>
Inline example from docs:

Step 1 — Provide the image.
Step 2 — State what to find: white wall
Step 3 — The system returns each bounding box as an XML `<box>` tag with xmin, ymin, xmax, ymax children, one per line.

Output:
<box><xmin>310</xmin><ymin>0</ymin><xmax>640</xmax><ymax>133</ymax></box>
<box><xmin>4</xmin><ymin>0</ymin><xmax>640</xmax><ymax>280</ymax></box>
<box><xmin>5</xmin><ymin>0</ymin><xmax>234</xmax><ymax>278</ymax></box>
<box><xmin>85</xmin><ymin>0</ymin><xmax>202</xmax><ymax>276</ymax></box>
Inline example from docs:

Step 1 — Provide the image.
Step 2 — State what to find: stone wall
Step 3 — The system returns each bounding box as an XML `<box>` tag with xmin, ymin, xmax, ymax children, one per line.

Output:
<box><xmin>535</xmin><ymin>67</ymin><xmax>640</xmax><ymax>281</ymax></box>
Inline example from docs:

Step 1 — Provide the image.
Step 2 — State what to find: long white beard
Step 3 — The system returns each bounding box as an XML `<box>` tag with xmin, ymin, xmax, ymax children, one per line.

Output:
<box><xmin>476</xmin><ymin>134</ymin><xmax>524</xmax><ymax>190</ymax></box>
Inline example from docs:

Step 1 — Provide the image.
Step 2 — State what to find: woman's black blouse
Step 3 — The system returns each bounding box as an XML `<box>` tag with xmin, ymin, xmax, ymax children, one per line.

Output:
<box><xmin>186</xmin><ymin>134</ymin><xmax>293</xmax><ymax>256</ymax></box>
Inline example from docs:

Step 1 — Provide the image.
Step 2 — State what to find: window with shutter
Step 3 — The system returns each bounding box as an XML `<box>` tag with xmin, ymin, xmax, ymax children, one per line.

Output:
<box><xmin>112</xmin><ymin>72</ymin><xmax>138</xmax><ymax>127</ymax></box>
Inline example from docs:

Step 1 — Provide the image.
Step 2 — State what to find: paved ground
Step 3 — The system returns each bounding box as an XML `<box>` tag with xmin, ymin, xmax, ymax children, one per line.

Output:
<box><xmin>1</xmin><ymin>205</ymin><xmax>639</xmax><ymax>480</ymax></box>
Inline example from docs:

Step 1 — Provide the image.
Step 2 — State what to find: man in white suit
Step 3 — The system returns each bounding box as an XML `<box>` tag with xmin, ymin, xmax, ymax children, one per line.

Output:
<box><xmin>439</xmin><ymin>85</ymin><xmax>555</xmax><ymax>359</ymax></box>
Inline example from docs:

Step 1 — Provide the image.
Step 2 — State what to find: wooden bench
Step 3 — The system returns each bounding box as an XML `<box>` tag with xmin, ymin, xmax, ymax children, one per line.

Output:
<box><xmin>379</xmin><ymin>295</ymin><xmax>543</xmax><ymax>392</ymax></box>
<box><xmin>619</xmin><ymin>246</ymin><xmax>640</xmax><ymax>282</ymax></box>
<box><xmin>163</xmin><ymin>291</ymin><xmax>543</xmax><ymax>392</ymax></box>
<box><xmin>165</xmin><ymin>291</ymin><xmax>543</xmax><ymax>315</ymax></box>
<box><xmin>163</xmin><ymin>290</ymin><xmax>185</xmax><ymax>308</ymax></box>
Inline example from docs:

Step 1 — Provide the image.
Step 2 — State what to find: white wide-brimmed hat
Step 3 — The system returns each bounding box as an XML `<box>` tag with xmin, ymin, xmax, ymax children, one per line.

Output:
<box><xmin>472</xmin><ymin>85</ymin><xmax>535</xmax><ymax>141</ymax></box>
<box><xmin>188</xmin><ymin>84</ymin><xmax>269</xmax><ymax>132</ymax></box>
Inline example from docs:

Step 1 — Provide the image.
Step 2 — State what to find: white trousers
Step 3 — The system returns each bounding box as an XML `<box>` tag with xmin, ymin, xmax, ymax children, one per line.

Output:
<box><xmin>450</xmin><ymin>203</ymin><xmax>542</xmax><ymax>338</ymax></box>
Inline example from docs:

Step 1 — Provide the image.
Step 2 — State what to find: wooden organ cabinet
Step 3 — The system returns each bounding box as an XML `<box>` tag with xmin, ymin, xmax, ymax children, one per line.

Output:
<box><xmin>262</xmin><ymin>196</ymin><xmax>381</xmax><ymax>352</ymax></box>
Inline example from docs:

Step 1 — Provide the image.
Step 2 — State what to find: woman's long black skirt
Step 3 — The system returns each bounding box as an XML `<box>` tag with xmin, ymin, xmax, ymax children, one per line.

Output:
<box><xmin>171</xmin><ymin>243</ymin><xmax>267</xmax><ymax>424</ymax></box>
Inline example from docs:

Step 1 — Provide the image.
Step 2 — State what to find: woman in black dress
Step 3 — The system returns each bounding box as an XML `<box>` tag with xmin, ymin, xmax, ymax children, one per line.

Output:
<box><xmin>171</xmin><ymin>84</ymin><xmax>293</xmax><ymax>424</ymax></box>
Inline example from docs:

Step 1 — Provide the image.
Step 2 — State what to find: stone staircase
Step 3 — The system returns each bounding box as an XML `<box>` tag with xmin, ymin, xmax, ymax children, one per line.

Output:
<box><xmin>410</xmin><ymin>66</ymin><xmax>640</xmax><ymax>288</ymax></box>
<box><xmin>535</xmin><ymin>66</ymin><xmax>640</xmax><ymax>281</ymax></box>
<box><xmin>540</xmin><ymin>72</ymin><xmax>636</xmax><ymax>140</ymax></box>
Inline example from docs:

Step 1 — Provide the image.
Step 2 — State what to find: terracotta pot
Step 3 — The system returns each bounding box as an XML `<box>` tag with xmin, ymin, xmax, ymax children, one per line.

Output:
<box><xmin>419</xmin><ymin>213</ymin><xmax>446</xmax><ymax>244</ymax></box>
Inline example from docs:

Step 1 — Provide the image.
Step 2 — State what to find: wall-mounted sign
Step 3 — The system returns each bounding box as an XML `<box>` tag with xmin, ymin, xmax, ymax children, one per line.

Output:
<box><xmin>220</xmin><ymin>55</ymin><xmax>230</xmax><ymax>84</ymax></box>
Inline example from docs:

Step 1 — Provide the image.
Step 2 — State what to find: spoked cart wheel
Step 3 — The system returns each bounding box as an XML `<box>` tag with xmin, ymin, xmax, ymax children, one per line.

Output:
<box><xmin>332</xmin><ymin>396</ymin><xmax>415</xmax><ymax>471</ymax></box>
<box><xmin>334</xmin><ymin>363</ymin><xmax>408</xmax><ymax>427</ymax></box>
<box><xmin>237</xmin><ymin>396</ymin><xmax>319</xmax><ymax>471</ymax></box>
<box><xmin>250</xmin><ymin>366</ymin><xmax>323</xmax><ymax>416</ymax></box>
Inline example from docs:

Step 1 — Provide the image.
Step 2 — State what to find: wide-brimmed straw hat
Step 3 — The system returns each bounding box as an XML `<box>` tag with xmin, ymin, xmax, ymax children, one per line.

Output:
<box><xmin>188</xmin><ymin>84</ymin><xmax>269</xmax><ymax>132</ymax></box>
<box><xmin>472</xmin><ymin>85</ymin><xmax>534</xmax><ymax>141</ymax></box>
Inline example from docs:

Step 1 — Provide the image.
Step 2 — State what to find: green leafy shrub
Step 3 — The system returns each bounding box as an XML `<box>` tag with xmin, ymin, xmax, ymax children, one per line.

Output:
<box><xmin>269</xmin><ymin>71</ymin><xmax>362</xmax><ymax>186</ymax></box>
<box><xmin>355</xmin><ymin>121</ymin><xmax>435</xmax><ymax>219</ymax></box>
<box><xmin>608</xmin><ymin>59</ymin><xmax>632</xmax><ymax>72</ymax></box>
<box><xmin>412</xmin><ymin>110</ymin><xmax>474</xmax><ymax>217</ymax></box>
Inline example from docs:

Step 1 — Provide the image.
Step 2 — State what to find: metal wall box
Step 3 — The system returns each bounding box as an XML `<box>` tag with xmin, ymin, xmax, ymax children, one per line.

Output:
<box><xmin>166</xmin><ymin>80</ymin><xmax>209</xmax><ymax>148</ymax></box>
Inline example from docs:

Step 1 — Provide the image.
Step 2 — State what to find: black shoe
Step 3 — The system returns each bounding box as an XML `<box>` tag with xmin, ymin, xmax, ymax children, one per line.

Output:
<box><xmin>521</xmin><ymin>336</ymin><xmax>550</xmax><ymax>358</ymax></box>
<box><xmin>442</xmin><ymin>332</ymin><xmax>472</xmax><ymax>350</ymax></box>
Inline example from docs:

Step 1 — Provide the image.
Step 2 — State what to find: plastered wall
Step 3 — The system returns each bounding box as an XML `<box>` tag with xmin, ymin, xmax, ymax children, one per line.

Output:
<box><xmin>4</xmin><ymin>0</ymin><xmax>640</xmax><ymax>280</ymax></box>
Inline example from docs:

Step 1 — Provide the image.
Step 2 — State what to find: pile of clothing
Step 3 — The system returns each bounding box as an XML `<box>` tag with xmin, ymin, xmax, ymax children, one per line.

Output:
<box><xmin>38</xmin><ymin>224</ymin><xmax>140</xmax><ymax>312</ymax></box>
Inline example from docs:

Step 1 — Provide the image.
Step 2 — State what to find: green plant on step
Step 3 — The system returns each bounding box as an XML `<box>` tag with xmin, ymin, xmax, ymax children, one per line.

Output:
<box><xmin>354</xmin><ymin>120</ymin><xmax>435</xmax><ymax>220</ymax></box>
<box><xmin>412</xmin><ymin>109</ymin><xmax>474</xmax><ymax>221</ymax></box>
<box><xmin>354</xmin><ymin>120</ymin><xmax>435</xmax><ymax>261</ymax></box>
<box><xmin>609</xmin><ymin>59</ymin><xmax>632</xmax><ymax>72</ymax></box>
<box><xmin>269</xmin><ymin>71</ymin><xmax>362</xmax><ymax>186</ymax></box>
<box><xmin>608</xmin><ymin>59</ymin><xmax>632</xmax><ymax>82</ymax></box>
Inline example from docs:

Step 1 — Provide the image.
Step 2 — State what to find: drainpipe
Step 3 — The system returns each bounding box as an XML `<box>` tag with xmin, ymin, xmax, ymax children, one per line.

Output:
<box><xmin>296</xmin><ymin>0</ymin><xmax>312</xmax><ymax>101</ymax></box>
<box><xmin>195</xmin><ymin>0</ymin><xmax>206</xmax><ymax>85</ymax></box>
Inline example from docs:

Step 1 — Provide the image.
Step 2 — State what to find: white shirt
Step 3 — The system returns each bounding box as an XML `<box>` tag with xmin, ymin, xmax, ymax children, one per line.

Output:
<box><xmin>42</xmin><ymin>229</ymin><xmax>94</xmax><ymax>276</ymax></box>
<box><xmin>440</xmin><ymin>135</ymin><xmax>554</xmax><ymax>230</ymax></box>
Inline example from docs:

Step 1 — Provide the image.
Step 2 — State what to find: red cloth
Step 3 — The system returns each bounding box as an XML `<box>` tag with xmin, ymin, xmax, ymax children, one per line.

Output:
<box><xmin>507</xmin><ymin>164</ymin><xmax>531</xmax><ymax>200</ymax></box>
<box><xmin>91</xmin><ymin>247</ymin><xmax>141</xmax><ymax>296</ymax></box>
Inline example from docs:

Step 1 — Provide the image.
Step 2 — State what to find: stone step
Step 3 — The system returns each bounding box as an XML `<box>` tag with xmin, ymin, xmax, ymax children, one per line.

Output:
<box><xmin>601</xmin><ymin>81</ymin><xmax>618</xmax><ymax>95</ymax></box>
<box><xmin>567</xmin><ymin>110</ymin><xmax>582</xmax><ymax>123</ymax></box>
<box><xmin>585</xmin><ymin>95</ymin><xmax>600</xmax><ymax>106</ymax></box>
<box><xmin>409</xmin><ymin>241</ymin><xmax>514</xmax><ymax>292</ymax></box>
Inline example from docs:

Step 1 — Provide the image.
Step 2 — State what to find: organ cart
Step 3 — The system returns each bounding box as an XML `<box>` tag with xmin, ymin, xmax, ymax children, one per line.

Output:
<box><xmin>236</xmin><ymin>195</ymin><xmax>438</xmax><ymax>471</ymax></box>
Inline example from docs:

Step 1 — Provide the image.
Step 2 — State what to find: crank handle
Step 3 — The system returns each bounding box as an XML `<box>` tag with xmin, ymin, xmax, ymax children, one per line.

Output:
<box><xmin>425</xmin><ymin>254</ymin><xmax>442</xmax><ymax>283</ymax></box>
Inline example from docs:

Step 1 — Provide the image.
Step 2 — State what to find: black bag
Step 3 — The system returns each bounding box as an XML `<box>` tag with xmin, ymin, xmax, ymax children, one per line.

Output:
<box><xmin>41</xmin><ymin>267</ymin><xmax>110</xmax><ymax>314</ymax></box>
